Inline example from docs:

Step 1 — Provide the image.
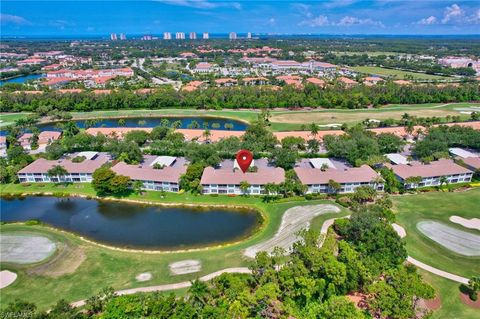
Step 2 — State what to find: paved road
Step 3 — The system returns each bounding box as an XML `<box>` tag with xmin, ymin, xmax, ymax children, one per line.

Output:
<box><xmin>69</xmin><ymin>217</ymin><xmax>470</xmax><ymax>308</ymax></box>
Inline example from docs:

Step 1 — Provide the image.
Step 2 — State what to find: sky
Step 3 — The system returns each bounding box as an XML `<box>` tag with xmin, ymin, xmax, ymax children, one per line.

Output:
<box><xmin>1</xmin><ymin>1</ymin><xmax>480</xmax><ymax>36</ymax></box>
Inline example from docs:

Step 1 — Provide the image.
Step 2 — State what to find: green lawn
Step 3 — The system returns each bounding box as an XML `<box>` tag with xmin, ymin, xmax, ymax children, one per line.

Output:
<box><xmin>393</xmin><ymin>189</ymin><xmax>480</xmax><ymax>278</ymax></box>
<box><xmin>0</xmin><ymin>183</ymin><xmax>348</xmax><ymax>310</ymax></box>
<box><xmin>352</xmin><ymin>66</ymin><xmax>450</xmax><ymax>81</ymax></box>
<box><xmin>0</xmin><ymin>113</ymin><xmax>34</xmax><ymax>128</ymax></box>
<box><xmin>418</xmin><ymin>270</ymin><xmax>479</xmax><ymax>319</ymax></box>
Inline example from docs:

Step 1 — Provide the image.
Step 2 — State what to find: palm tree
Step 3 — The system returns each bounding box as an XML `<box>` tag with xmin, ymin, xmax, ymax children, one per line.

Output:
<box><xmin>202</xmin><ymin>128</ymin><xmax>211</xmax><ymax>143</ymax></box>
<box><xmin>188</xmin><ymin>280</ymin><xmax>209</xmax><ymax>307</ymax></box>
<box><xmin>239</xmin><ymin>181</ymin><xmax>250</xmax><ymax>196</ymax></box>
<box><xmin>263</xmin><ymin>183</ymin><xmax>278</xmax><ymax>196</ymax></box>
<box><xmin>171</xmin><ymin>120</ymin><xmax>182</xmax><ymax>129</ymax></box>
<box><xmin>160</xmin><ymin>119</ymin><xmax>170</xmax><ymax>127</ymax></box>
<box><xmin>439</xmin><ymin>176</ymin><xmax>449</xmax><ymax>189</ymax></box>
<box><xmin>309</xmin><ymin>122</ymin><xmax>318</xmax><ymax>139</ymax></box>
<box><xmin>328</xmin><ymin>179</ymin><xmax>342</xmax><ymax>194</ymax></box>
<box><xmin>117</xmin><ymin>119</ymin><xmax>126</xmax><ymax>127</ymax></box>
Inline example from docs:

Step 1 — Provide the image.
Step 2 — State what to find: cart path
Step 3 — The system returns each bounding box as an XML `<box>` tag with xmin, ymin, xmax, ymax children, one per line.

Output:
<box><xmin>70</xmin><ymin>267</ymin><xmax>251</xmax><ymax>308</ymax></box>
<box><xmin>69</xmin><ymin>218</ymin><xmax>469</xmax><ymax>308</ymax></box>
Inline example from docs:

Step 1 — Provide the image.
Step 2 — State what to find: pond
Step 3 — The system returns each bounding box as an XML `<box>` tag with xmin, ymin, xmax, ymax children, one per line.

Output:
<box><xmin>0</xmin><ymin>74</ymin><xmax>43</xmax><ymax>86</ymax></box>
<box><xmin>0</xmin><ymin>196</ymin><xmax>261</xmax><ymax>250</ymax></box>
<box><xmin>37</xmin><ymin>116</ymin><xmax>248</xmax><ymax>132</ymax></box>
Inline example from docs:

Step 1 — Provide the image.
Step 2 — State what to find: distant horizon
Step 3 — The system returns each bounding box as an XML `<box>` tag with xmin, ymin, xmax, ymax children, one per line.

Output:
<box><xmin>2</xmin><ymin>33</ymin><xmax>480</xmax><ymax>40</ymax></box>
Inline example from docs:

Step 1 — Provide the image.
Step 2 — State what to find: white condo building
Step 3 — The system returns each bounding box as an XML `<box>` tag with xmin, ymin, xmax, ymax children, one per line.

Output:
<box><xmin>203</xmin><ymin>32</ymin><xmax>209</xmax><ymax>39</ymax></box>
<box><xmin>163</xmin><ymin>32</ymin><xmax>172</xmax><ymax>40</ymax></box>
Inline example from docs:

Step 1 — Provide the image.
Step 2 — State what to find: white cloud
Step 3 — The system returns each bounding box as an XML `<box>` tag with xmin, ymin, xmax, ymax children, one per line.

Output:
<box><xmin>266</xmin><ymin>17</ymin><xmax>276</xmax><ymax>26</ymax></box>
<box><xmin>299</xmin><ymin>15</ymin><xmax>330</xmax><ymax>27</ymax></box>
<box><xmin>416</xmin><ymin>4</ymin><xmax>480</xmax><ymax>25</ymax></box>
<box><xmin>442</xmin><ymin>4</ymin><xmax>464</xmax><ymax>23</ymax></box>
<box><xmin>157</xmin><ymin>0</ymin><xmax>241</xmax><ymax>10</ymax></box>
<box><xmin>322</xmin><ymin>0</ymin><xmax>357</xmax><ymax>9</ymax></box>
<box><xmin>466</xmin><ymin>8</ymin><xmax>480</xmax><ymax>24</ymax></box>
<box><xmin>417</xmin><ymin>15</ymin><xmax>437</xmax><ymax>25</ymax></box>
<box><xmin>336</xmin><ymin>16</ymin><xmax>385</xmax><ymax>27</ymax></box>
<box><xmin>292</xmin><ymin>3</ymin><xmax>313</xmax><ymax>18</ymax></box>
<box><xmin>0</xmin><ymin>13</ymin><xmax>31</xmax><ymax>26</ymax></box>
<box><xmin>49</xmin><ymin>20</ymin><xmax>75</xmax><ymax>30</ymax></box>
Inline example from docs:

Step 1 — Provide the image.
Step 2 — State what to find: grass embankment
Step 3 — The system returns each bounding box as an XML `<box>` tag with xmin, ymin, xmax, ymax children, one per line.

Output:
<box><xmin>352</xmin><ymin>66</ymin><xmax>451</xmax><ymax>81</ymax></box>
<box><xmin>0</xmin><ymin>183</ymin><xmax>349</xmax><ymax>310</ymax></box>
<box><xmin>419</xmin><ymin>270</ymin><xmax>479</xmax><ymax>319</ymax></box>
<box><xmin>393</xmin><ymin>188</ymin><xmax>480</xmax><ymax>278</ymax></box>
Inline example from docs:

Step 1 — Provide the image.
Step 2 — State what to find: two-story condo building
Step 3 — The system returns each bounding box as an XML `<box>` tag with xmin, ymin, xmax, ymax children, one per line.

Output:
<box><xmin>17</xmin><ymin>152</ymin><xmax>110</xmax><ymax>183</ymax></box>
<box><xmin>201</xmin><ymin>159</ymin><xmax>285</xmax><ymax>195</ymax></box>
<box><xmin>387</xmin><ymin>159</ymin><xmax>473</xmax><ymax>189</ymax></box>
<box><xmin>111</xmin><ymin>156</ymin><xmax>187</xmax><ymax>192</ymax></box>
<box><xmin>294</xmin><ymin>158</ymin><xmax>384</xmax><ymax>194</ymax></box>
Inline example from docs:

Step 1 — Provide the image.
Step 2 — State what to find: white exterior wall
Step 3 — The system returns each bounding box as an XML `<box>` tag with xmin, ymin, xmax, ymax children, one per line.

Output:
<box><xmin>17</xmin><ymin>172</ymin><xmax>93</xmax><ymax>183</ymax></box>
<box><xmin>202</xmin><ymin>184</ymin><xmax>266</xmax><ymax>195</ymax></box>
<box><xmin>305</xmin><ymin>181</ymin><xmax>384</xmax><ymax>194</ymax></box>
<box><xmin>136</xmin><ymin>179</ymin><xmax>180</xmax><ymax>192</ymax></box>
<box><xmin>401</xmin><ymin>172</ymin><xmax>473</xmax><ymax>189</ymax></box>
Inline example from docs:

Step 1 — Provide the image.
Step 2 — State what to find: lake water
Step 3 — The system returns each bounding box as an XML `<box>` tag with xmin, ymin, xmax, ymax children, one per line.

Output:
<box><xmin>0</xmin><ymin>196</ymin><xmax>260</xmax><ymax>249</ymax></box>
<box><xmin>0</xmin><ymin>74</ymin><xmax>43</xmax><ymax>86</ymax></box>
<box><xmin>38</xmin><ymin>116</ymin><xmax>248</xmax><ymax>131</ymax></box>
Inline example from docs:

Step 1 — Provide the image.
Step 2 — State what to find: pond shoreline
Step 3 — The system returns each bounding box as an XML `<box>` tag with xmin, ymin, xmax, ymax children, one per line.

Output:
<box><xmin>37</xmin><ymin>113</ymin><xmax>251</xmax><ymax>127</ymax></box>
<box><xmin>0</xmin><ymin>192</ymin><xmax>267</xmax><ymax>254</ymax></box>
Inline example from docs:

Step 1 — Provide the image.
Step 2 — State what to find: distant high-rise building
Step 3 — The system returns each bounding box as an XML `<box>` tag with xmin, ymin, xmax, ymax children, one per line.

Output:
<box><xmin>163</xmin><ymin>32</ymin><xmax>172</xmax><ymax>40</ymax></box>
<box><xmin>176</xmin><ymin>32</ymin><xmax>185</xmax><ymax>39</ymax></box>
<box><xmin>110</xmin><ymin>33</ymin><xmax>117</xmax><ymax>41</ymax></box>
<box><xmin>203</xmin><ymin>32</ymin><xmax>209</xmax><ymax>39</ymax></box>
<box><xmin>189</xmin><ymin>32</ymin><xmax>197</xmax><ymax>40</ymax></box>
<box><xmin>229</xmin><ymin>32</ymin><xmax>237</xmax><ymax>40</ymax></box>
<box><xmin>120</xmin><ymin>33</ymin><xmax>126</xmax><ymax>40</ymax></box>
<box><xmin>247</xmin><ymin>32</ymin><xmax>252</xmax><ymax>39</ymax></box>
<box><xmin>141</xmin><ymin>35</ymin><xmax>153</xmax><ymax>41</ymax></box>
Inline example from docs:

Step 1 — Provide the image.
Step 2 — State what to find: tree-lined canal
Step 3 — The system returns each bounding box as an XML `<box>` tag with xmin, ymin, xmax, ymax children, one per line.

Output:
<box><xmin>0</xmin><ymin>196</ymin><xmax>261</xmax><ymax>250</ymax></box>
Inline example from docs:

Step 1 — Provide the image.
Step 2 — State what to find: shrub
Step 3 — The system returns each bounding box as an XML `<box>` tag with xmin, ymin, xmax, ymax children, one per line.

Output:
<box><xmin>25</xmin><ymin>219</ymin><xmax>41</xmax><ymax>226</ymax></box>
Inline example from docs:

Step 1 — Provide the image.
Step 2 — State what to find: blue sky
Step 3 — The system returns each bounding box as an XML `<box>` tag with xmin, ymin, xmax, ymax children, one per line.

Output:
<box><xmin>1</xmin><ymin>1</ymin><xmax>479</xmax><ymax>36</ymax></box>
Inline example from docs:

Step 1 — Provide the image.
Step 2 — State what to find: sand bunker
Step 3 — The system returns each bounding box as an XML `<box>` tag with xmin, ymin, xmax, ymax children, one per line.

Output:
<box><xmin>0</xmin><ymin>234</ymin><xmax>57</xmax><ymax>264</ymax></box>
<box><xmin>0</xmin><ymin>270</ymin><xmax>17</xmax><ymax>289</ymax></box>
<box><xmin>449</xmin><ymin>216</ymin><xmax>480</xmax><ymax>231</ymax></box>
<box><xmin>417</xmin><ymin>221</ymin><xmax>480</xmax><ymax>256</ymax></box>
<box><xmin>136</xmin><ymin>272</ymin><xmax>152</xmax><ymax>282</ymax></box>
<box><xmin>244</xmin><ymin>204</ymin><xmax>340</xmax><ymax>258</ymax></box>
<box><xmin>169</xmin><ymin>260</ymin><xmax>202</xmax><ymax>275</ymax></box>
<box><xmin>392</xmin><ymin>223</ymin><xmax>407</xmax><ymax>238</ymax></box>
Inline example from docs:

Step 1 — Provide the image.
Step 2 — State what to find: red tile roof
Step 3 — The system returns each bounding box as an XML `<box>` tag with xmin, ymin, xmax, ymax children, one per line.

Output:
<box><xmin>462</xmin><ymin>157</ymin><xmax>480</xmax><ymax>170</ymax></box>
<box><xmin>306</xmin><ymin>77</ymin><xmax>326</xmax><ymax>86</ymax></box>
<box><xmin>18</xmin><ymin>153</ymin><xmax>110</xmax><ymax>174</ymax></box>
<box><xmin>391</xmin><ymin>159</ymin><xmax>472</xmax><ymax>180</ymax></box>
<box><xmin>200</xmin><ymin>166</ymin><xmax>285</xmax><ymax>185</ymax></box>
<box><xmin>294</xmin><ymin>165</ymin><xmax>380</xmax><ymax>185</ymax></box>
<box><xmin>111</xmin><ymin>160</ymin><xmax>186</xmax><ymax>183</ymax></box>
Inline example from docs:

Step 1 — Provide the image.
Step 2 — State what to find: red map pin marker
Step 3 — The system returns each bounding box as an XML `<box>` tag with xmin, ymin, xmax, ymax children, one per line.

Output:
<box><xmin>236</xmin><ymin>149</ymin><xmax>253</xmax><ymax>173</ymax></box>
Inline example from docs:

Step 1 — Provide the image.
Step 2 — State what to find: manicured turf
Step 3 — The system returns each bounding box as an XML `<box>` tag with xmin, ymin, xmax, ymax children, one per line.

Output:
<box><xmin>418</xmin><ymin>269</ymin><xmax>479</xmax><ymax>319</ymax></box>
<box><xmin>393</xmin><ymin>188</ymin><xmax>480</xmax><ymax>278</ymax></box>
<box><xmin>0</xmin><ymin>113</ymin><xmax>34</xmax><ymax>128</ymax></box>
<box><xmin>0</xmin><ymin>183</ymin><xmax>348</xmax><ymax>310</ymax></box>
<box><xmin>352</xmin><ymin>66</ymin><xmax>451</xmax><ymax>81</ymax></box>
